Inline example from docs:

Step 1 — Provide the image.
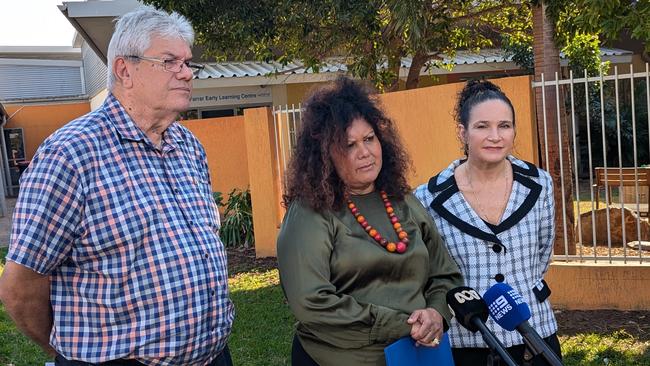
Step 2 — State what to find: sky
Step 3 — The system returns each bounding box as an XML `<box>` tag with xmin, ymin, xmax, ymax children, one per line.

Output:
<box><xmin>0</xmin><ymin>0</ymin><xmax>77</xmax><ymax>47</ymax></box>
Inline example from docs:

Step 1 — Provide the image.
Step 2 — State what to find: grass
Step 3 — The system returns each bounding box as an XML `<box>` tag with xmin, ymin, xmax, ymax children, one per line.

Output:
<box><xmin>227</xmin><ymin>269</ymin><xmax>293</xmax><ymax>366</ymax></box>
<box><xmin>560</xmin><ymin>330</ymin><xmax>650</xmax><ymax>365</ymax></box>
<box><xmin>1</xmin><ymin>247</ymin><xmax>650</xmax><ymax>366</ymax></box>
<box><xmin>0</xmin><ymin>246</ymin><xmax>53</xmax><ymax>366</ymax></box>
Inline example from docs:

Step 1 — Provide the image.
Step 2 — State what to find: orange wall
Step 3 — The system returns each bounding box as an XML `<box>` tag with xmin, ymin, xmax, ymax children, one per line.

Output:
<box><xmin>547</xmin><ymin>262</ymin><xmax>650</xmax><ymax>310</ymax></box>
<box><xmin>379</xmin><ymin>75</ymin><xmax>537</xmax><ymax>187</ymax></box>
<box><xmin>4</xmin><ymin>102</ymin><xmax>90</xmax><ymax>160</ymax></box>
<box><xmin>182</xmin><ymin>116</ymin><xmax>249</xmax><ymax>195</ymax></box>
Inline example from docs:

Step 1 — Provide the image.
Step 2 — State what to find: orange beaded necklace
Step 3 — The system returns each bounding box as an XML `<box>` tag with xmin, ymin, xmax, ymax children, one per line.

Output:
<box><xmin>347</xmin><ymin>191</ymin><xmax>409</xmax><ymax>254</ymax></box>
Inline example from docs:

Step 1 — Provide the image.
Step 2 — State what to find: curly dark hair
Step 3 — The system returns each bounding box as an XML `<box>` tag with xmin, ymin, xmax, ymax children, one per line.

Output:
<box><xmin>454</xmin><ymin>79</ymin><xmax>516</xmax><ymax>155</ymax></box>
<box><xmin>283</xmin><ymin>77</ymin><xmax>412</xmax><ymax>212</ymax></box>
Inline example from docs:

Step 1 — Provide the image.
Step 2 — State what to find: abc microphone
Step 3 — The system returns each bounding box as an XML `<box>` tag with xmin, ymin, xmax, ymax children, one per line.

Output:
<box><xmin>483</xmin><ymin>283</ymin><xmax>563</xmax><ymax>366</ymax></box>
<box><xmin>446</xmin><ymin>287</ymin><xmax>518</xmax><ymax>366</ymax></box>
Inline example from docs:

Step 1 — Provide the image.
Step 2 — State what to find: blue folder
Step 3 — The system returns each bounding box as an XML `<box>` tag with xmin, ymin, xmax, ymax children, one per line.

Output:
<box><xmin>384</xmin><ymin>332</ymin><xmax>454</xmax><ymax>366</ymax></box>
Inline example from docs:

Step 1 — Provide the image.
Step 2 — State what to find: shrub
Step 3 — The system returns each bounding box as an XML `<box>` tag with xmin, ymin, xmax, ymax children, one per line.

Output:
<box><xmin>213</xmin><ymin>191</ymin><xmax>225</xmax><ymax>208</ymax></box>
<box><xmin>219</xmin><ymin>188</ymin><xmax>254</xmax><ymax>248</ymax></box>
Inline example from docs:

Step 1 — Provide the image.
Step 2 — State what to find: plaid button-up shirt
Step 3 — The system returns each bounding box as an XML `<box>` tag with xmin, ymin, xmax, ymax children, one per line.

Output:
<box><xmin>414</xmin><ymin>156</ymin><xmax>557</xmax><ymax>348</ymax></box>
<box><xmin>7</xmin><ymin>94</ymin><xmax>234</xmax><ymax>365</ymax></box>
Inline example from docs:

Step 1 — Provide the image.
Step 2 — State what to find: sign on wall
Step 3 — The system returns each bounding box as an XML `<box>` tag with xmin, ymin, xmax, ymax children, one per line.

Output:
<box><xmin>190</xmin><ymin>86</ymin><xmax>272</xmax><ymax>108</ymax></box>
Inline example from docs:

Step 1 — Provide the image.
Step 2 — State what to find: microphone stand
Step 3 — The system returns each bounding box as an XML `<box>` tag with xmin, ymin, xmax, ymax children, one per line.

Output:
<box><xmin>471</xmin><ymin>317</ymin><xmax>519</xmax><ymax>366</ymax></box>
<box><xmin>518</xmin><ymin>323</ymin><xmax>563</xmax><ymax>366</ymax></box>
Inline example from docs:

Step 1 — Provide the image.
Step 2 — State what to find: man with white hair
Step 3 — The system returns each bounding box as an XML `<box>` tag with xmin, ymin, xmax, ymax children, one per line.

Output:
<box><xmin>0</xmin><ymin>6</ymin><xmax>234</xmax><ymax>366</ymax></box>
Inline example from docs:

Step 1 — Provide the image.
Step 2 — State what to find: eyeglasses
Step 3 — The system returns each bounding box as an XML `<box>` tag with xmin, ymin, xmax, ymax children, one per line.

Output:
<box><xmin>123</xmin><ymin>55</ymin><xmax>204</xmax><ymax>73</ymax></box>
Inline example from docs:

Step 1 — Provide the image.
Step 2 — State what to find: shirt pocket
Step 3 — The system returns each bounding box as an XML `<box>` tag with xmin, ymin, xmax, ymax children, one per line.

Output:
<box><xmin>78</xmin><ymin>174</ymin><xmax>157</xmax><ymax>270</ymax></box>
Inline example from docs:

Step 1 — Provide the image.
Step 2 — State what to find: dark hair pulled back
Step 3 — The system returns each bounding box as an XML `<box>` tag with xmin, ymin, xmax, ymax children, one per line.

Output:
<box><xmin>454</xmin><ymin>79</ymin><xmax>516</xmax><ymax>155</ymax></box>
<box><xmin>455</xmin><ymin>80</ymin><xmax>515</xmax><ymax>128</ymax></box>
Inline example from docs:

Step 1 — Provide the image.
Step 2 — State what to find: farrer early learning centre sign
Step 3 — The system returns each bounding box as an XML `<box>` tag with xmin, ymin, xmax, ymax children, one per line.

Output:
<box><xmin>190</xmin><ymin>86</ymin><xmax>272</xmax><ymax>108</ymax></box>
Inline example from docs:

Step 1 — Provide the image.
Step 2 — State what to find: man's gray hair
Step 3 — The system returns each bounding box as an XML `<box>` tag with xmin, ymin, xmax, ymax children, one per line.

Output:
<box><xmin>106</xmin><ymin>5</ymin><xmax>195</xmax><ymax>90</ymax></box>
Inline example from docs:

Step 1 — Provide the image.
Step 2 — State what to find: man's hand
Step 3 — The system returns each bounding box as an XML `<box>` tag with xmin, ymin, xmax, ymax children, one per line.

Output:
<box><xmin>0</xmin><ymin>261</ymin><xmax>56</xmax><ymax>356</ymax></box>
<box><xmin>407</xmin><ymin>308</ymin><xmax>444</xmax><ymax>347</ymax></box>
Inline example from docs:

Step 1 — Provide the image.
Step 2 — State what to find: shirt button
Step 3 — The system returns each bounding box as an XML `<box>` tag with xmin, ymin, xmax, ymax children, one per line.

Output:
<box><xmin>494</xmin><ymin>273</ymin><xmax>505</xmax><ymax>283</ymax></box>
<box><xmin>211</xmin><ymin>290</ymin><xmax>216</xmax><ymax>296</ymax></box>
<box><xmin>204</xmin><ymin>253</ymin><xmax>209</xmax><ymax>259</ymax></box>
<box><xmin>189</xmin><ymin>220</ymin><xmax>195</xmax><ymax>226</ymax></box>
<box><xmin>492</xmin><ymin>244</ymin><xmax>502</xmax><ymax>253</ymax></box>
<box><xmin>174</xmin><ymin>188</ymin><xmax>180</xmax><ymax>194</ymax></box>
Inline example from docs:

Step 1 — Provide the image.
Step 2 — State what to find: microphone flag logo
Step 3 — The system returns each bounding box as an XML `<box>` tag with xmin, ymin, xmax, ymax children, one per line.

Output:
<box><xmin>488</xmin><ymin>295</ymin><xmax>513</xmax><ymax>321</ymax></box>
<box><xmin>484</xmin><ymin>282</ymin><xmax>532</xmax><ymax>331</ymax></box>
<box><xmin>454</xmin><ymin>289</ymin><xmax>481</xmax><ymax>304</ymax></box>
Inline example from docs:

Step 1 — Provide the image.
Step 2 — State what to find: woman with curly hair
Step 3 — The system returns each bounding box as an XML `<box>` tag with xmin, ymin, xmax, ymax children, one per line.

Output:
<box><xmin>277</xmin><ymin>77</ymin><xmax>463</xmax><ymax>366</ymax></box>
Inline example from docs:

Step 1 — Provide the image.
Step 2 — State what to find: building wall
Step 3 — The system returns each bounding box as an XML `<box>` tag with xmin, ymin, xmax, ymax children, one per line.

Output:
<box><xmin>270</xmin><ymin>84</ymin><xmax>288</xmax><ymax>106</ymax></box>
<box><xmin>629</xmin><ymin>54</ymin><xmax>647</xmax><ymax>73</ymax></box>
<box><xmin>182</xmin><ymin>116</ymin><xmax>249</xmax><ymax>196</ymax></box>
<box><xmin>286</xmin><ymin>82</ymin><xmax>321</xmax><ymax>105</ymax></box>
<box><xmin>0</xmin><ymin>60</ymin><xmax>85</xmax><ymax>101</ymax></box>
<box><xmin>90</xmin><ymin>90</ymin><xmax>109</xmax><ymax>111</ymax></box>
<box><xmin>82</xmin><ymin>42</ymin><xmax>108</xmax><ymax>99</ymax></box>
<box><xmin>3</xmin><ymin>102</ymin><xmax>91</xmax><ymax>160</ymax></box>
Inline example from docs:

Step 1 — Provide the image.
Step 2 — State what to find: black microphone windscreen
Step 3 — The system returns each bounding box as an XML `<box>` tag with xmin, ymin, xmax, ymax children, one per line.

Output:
<box><xmin>446</xmin><ymin>286</ymin><xmax>489</xmax><ymax>332</ymax></box>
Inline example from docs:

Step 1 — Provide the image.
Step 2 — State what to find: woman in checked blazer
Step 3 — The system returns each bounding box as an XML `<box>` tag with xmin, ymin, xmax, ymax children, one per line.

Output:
<box><xmin>414</xmin><ymin>80</ymin><xmax>562</xmax><ymax>366</ymax></box>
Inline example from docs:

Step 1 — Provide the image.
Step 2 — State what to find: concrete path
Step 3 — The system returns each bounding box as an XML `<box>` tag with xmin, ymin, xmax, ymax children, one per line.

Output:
<box><xmin>0</xmin><ymin>197</ymin><xmax>16</xmax><ymax>248</ymax></box>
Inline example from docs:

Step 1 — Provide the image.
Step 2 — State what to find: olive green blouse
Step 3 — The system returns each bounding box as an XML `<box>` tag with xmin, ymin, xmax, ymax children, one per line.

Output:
<box><xmin>277</xmin><ymin>192</ymin><xmax>463</xmax><ymax>366</ymax></box>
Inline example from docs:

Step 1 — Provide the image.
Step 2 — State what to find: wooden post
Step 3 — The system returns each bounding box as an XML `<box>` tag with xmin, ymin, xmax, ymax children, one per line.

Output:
<box><xmin>244</xmin><ymin>107</ymin><xmax>281</xmax><ymax>258</ymax></box>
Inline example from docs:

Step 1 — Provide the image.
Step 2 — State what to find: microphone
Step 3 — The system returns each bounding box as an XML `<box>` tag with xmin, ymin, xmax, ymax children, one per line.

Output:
<box><xmin>483</xmin><ymin>282</ymin><xmax>563</xmax><ymax>366</ymax></box>
<box><xmin>446</xmin><ymin>286</ymin><xmax>518</xmax><ymax>366</ymax></box>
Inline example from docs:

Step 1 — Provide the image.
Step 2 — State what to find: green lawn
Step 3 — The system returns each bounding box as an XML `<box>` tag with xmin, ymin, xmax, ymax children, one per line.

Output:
<box><xmin>0</xmin><ymin>246</ymin><xmax>53</xmax><ymax>366</ymax></box>
<box><xmin>561</xmin><ymin>330</ymin><xmax>650</xmax><ymax>366</ymax></box>
<box><xmin>1</xmin><ymin>247</ymin><xmax>649</xmax><ymax>366</ymax></box>
<box><xmin>228</xmin><ymin>269</ymin><xmax>293</xmax><ymax>366</ymax></box>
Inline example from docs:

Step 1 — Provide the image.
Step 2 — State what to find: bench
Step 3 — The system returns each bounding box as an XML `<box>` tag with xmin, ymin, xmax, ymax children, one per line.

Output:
<box><xmin>593</xmin><ymin>167</ymin><xmax>650</xmax><ymax>216</ymax></box>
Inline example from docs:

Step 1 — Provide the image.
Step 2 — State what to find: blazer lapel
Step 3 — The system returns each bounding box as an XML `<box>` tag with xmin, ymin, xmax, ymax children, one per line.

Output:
<box><xmin>427</xmin><ymin>158</ymin><xmax>543</xmax><ymax>248</ymax></box>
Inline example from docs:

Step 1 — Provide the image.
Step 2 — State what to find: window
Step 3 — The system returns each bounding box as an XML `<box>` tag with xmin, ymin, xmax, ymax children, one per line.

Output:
<box><xmin>201</xmin><ymin>109</ymin><xmax>235</xmax><ymax>118</ymax></box>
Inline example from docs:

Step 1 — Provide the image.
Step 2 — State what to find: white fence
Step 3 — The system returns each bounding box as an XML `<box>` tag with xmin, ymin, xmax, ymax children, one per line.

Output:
<box><xmin>534</xmin><ymin>64</ymin><xmax>650</xmax><ymax>263</ymax></box>
<box><xmin>272</xmin><ymin>104</ymin><xmax>303</xmax><ymax>186</ymax></box>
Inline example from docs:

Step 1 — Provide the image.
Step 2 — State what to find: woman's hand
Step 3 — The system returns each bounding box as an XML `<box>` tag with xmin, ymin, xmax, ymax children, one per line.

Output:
<box><xmin>407</xmin><ymin>308</ymin><xmax>444</xmax><ymax>347</ymax></box>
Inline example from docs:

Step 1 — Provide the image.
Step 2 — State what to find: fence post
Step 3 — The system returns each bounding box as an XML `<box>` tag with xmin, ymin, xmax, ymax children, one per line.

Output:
<box><xmin>244</xmin><ymin>107</ymin><xmax>280</xmax><ymax>258</ymax></box>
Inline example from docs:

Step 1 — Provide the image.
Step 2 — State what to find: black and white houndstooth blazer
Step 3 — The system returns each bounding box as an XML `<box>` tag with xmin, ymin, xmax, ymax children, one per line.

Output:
<box><xmin>414</xmin><ymin>155</ymin><xmax>558</xmax><ymax>348</ymax></box>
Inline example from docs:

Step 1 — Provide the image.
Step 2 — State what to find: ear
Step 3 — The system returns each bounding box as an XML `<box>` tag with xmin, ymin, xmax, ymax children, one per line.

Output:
<box><xmin>113</xmin><ymin>57</ymin><xmax>134</xmax><ymax>88</ymax></box>
<box><xmin>456</xmin><ymin>123</ymin><xmax>467</xmax><ymax>144</ymax></box>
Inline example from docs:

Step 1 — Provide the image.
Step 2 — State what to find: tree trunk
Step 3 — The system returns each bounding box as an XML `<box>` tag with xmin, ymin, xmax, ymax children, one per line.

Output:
<box><xmin>386</xmin><ymin>54</ymin><xmax>402</xmax><ymax>92</ymax></box>
<box><xmin>405</xmin><ymin>52</ymin><xmax>428</xmax><ymax>90</ymax></box>
<box><xmin>533</xmin><ymin>2</ymin><xmax>576</xmax><ymax>255</ymax></box>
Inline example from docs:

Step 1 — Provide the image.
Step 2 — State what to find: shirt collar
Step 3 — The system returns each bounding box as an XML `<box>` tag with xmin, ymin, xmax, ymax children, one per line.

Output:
<box><xmin>100</xmin><ymin>93</ymin><xmax>185</xmax><ymax>149</ymax></box>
